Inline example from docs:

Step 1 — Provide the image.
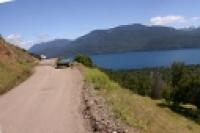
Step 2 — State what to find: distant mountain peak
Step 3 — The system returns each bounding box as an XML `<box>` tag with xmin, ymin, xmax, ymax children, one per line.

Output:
<box><xmin>29</xmin><ymin>39</ymin><xmax>71</xmax><ymax>58</ymax></box>
<box><xmin>110</xmin><ymin>23</ymin><xmax>147</xmax><ymax>31</ymax></box>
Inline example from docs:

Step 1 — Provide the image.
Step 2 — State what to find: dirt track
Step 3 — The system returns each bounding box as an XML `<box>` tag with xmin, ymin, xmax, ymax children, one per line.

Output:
<box><xmin>0</xmin><ymin>59</ymin><xmax>89</xmax><ymax>133</ymax></box>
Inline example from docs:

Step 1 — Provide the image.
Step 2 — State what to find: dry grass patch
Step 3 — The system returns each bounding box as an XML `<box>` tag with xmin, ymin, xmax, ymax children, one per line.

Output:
<box><xmin>0</xmin><ymin>41</ymin><xmax>35</xmax><ymax>94</ymax></box>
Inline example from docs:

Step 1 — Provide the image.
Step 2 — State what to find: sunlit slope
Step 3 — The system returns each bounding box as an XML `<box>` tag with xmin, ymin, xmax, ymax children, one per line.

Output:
<box><xmin>0</xmin><ymin>36</ymin><xmax>35</xmax><ymax>94</ymax></box>
<box><xmin>84</xmin><ymin>67</ymin><xmax>200</xmax><ymax>133</ymax></box>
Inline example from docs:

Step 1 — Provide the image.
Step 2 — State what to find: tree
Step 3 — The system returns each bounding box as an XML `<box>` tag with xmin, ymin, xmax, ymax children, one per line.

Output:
<box><xmin>170</xmin><ymin>62</ymin><xmax>200</xmax><ymax>108</ymax></box>
<box><xmin>170</xmin><ymin>63</ymin><xmax>186</xmax><ymax>103</ymax></box>
<box><xmin>151</xmin><ymin>71</ymin><xmax>165</xmax><ymax>99</ymax></box>
<box><xmin>194</xmin><ymin>91</ymin><xmax>200</xmax><ymax>109</ymax></box>
<box><xmin>74</xmin><ymin>54</ymin><xmax>93</xmax><ymax>67</ymax></box>
<box><xmin>171</xmin><ymin>62</ymin><xmax>186</xmax><ymax>88</ymax></box>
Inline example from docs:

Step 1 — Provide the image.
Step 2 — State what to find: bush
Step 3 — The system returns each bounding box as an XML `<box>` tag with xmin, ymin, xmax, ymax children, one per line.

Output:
<box><xmin>74</xmin><ymin>54</ymin><xmax>93</xmax><ymax>67</ymax></box>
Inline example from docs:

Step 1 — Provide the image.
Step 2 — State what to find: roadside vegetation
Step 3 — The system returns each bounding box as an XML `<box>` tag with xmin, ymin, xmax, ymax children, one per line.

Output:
<box><xmin>104</xmin><ymin>63</ymin><xmax>200</xmax><ymax>123</ymax></box>
<box><xmin>84</xmin><ymin>67</ymin><xmax>200</xmax><ymax>133</ymax></box>
<box><xmin>77</xmin><ymin>55</ymin><xmax>200</xmax><ymax>132</ymax></box>
<box><xmin>74</xmin><ymin>54</ymin><xmax>93</xmax><ymax>67</ymax></box>
<box><xmin>0</xmin><ymin>36</ymin><xmax>35</xmax><ymax>94</ymax></box>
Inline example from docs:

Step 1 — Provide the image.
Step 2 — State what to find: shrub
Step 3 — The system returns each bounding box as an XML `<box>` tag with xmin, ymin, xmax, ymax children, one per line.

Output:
<box><xmin>74</xmin><ymin>54</ymin><xmax>93</xmax><ymax>67</ymax></box>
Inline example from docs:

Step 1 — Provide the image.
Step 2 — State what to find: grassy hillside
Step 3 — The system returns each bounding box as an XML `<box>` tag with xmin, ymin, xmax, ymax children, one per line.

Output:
<box><xmin>0</xmin><ymin>36</ymin><xmax>35</xmax><ymax>94</ymax></box>
<box><xmin>84</xmin><ymin>67</ymin><xmax>200</xmax><ymax>133</ymax></box>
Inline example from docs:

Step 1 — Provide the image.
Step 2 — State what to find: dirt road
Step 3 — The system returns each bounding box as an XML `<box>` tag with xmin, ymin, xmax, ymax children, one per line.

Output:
<box><xmin>0</xmin><ymin>59</ymin><xmax>89</xmax><ymax>133</ymax></box>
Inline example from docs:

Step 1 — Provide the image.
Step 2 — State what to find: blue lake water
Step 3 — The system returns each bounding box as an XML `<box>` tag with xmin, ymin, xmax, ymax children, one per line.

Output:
<box><xmin>90</xmin><ymin>49</ymin><xmax>200</xmax><ymax>69</ymax></box>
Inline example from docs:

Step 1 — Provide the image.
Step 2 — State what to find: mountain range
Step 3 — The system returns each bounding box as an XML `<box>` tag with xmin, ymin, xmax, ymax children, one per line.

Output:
<box><xmin>29</xmin><ymin>24</ymin><xmax>200</xmax><ymax>58</ymax></box>
<box><xmin>29</xmin><ymin>39</ymin><xmax>71</xmax><ymax>57</ymax></box>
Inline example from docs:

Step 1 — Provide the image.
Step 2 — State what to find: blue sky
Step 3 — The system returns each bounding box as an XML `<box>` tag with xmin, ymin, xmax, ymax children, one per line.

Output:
<box><xmin>0</xmin><ymin>0</ymin><xmax>200</xmax><ymax>49</ymax></box>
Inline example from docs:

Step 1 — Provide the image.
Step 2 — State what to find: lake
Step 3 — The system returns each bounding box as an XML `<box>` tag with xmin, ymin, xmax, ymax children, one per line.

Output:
<box><xmin>90</xmin><ymin>49</ymin><xmax>200</xmax><ymax>69</ymax></box>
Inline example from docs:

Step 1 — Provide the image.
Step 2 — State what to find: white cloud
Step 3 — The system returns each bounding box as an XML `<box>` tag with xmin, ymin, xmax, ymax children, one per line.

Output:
<box><xmin>0</xmin><ymin>0</ymin><xmax>14</xmax><ymax>4</ymax></box>
<box><xmin>150</xmin><ymin>15</ymin><xmax>185</xmax><ymax>25</ymax></box>
<box><xmin>6</xmin><ymin>34</ymin><xmax>23</xmax><ymax>44</ymax></box>
<box><xmin>5</xmin><ymin>34</ymin><xmax>33</xmax><ymax>49</ymax></box>
<box><xmin>191</xmin><ymin>17</ymin><xmax>200</xmax><ymax>21</ymax></box>
<box><xmin>4</xmin><ymin>34</ymin><xmax>53</xmax><ymax>49</ymax></box>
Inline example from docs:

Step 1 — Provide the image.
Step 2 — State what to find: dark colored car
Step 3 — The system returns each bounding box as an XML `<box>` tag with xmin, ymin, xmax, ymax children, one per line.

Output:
<box><xmin>56</xmin><ymin>57</ymin><xmax>71</xmax><ymax>68</ymax></box>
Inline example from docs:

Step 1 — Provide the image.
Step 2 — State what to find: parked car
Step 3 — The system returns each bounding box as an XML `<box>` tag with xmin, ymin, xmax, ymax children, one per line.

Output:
<box><xmin>56</xmin><ymin>57</ymin><xmax>72</xmax><ymax>68</ymax></box>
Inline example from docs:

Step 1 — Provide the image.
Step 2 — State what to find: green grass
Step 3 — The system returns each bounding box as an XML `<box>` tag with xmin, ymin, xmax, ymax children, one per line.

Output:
<box><xmin>85</xmin><ymin>68</ymin><xmax>120</xmax><ymax>90</ymax></box>
<box><xmin>84</xmin><ymin>67</ymin><xmax>200</xmax><ymax>133</ymax></box>
<box><xmin>0</xmin><ymin>44</ymin><xmax>34</xmax><ymax>94</ymax></box>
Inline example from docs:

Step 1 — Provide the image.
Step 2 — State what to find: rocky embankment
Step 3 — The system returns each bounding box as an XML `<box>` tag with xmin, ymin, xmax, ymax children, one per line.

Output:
<box><xmin>82</xmin><ymin>83</ymin><xmax>127</xmax><ymax>133</ymax></box>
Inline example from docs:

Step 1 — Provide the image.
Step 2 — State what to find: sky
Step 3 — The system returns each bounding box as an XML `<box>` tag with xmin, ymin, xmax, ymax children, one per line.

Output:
<box><xmin>0</xmin><ymin>0</ymin><xmax>200</xmax><ymax>49</ymax></box>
